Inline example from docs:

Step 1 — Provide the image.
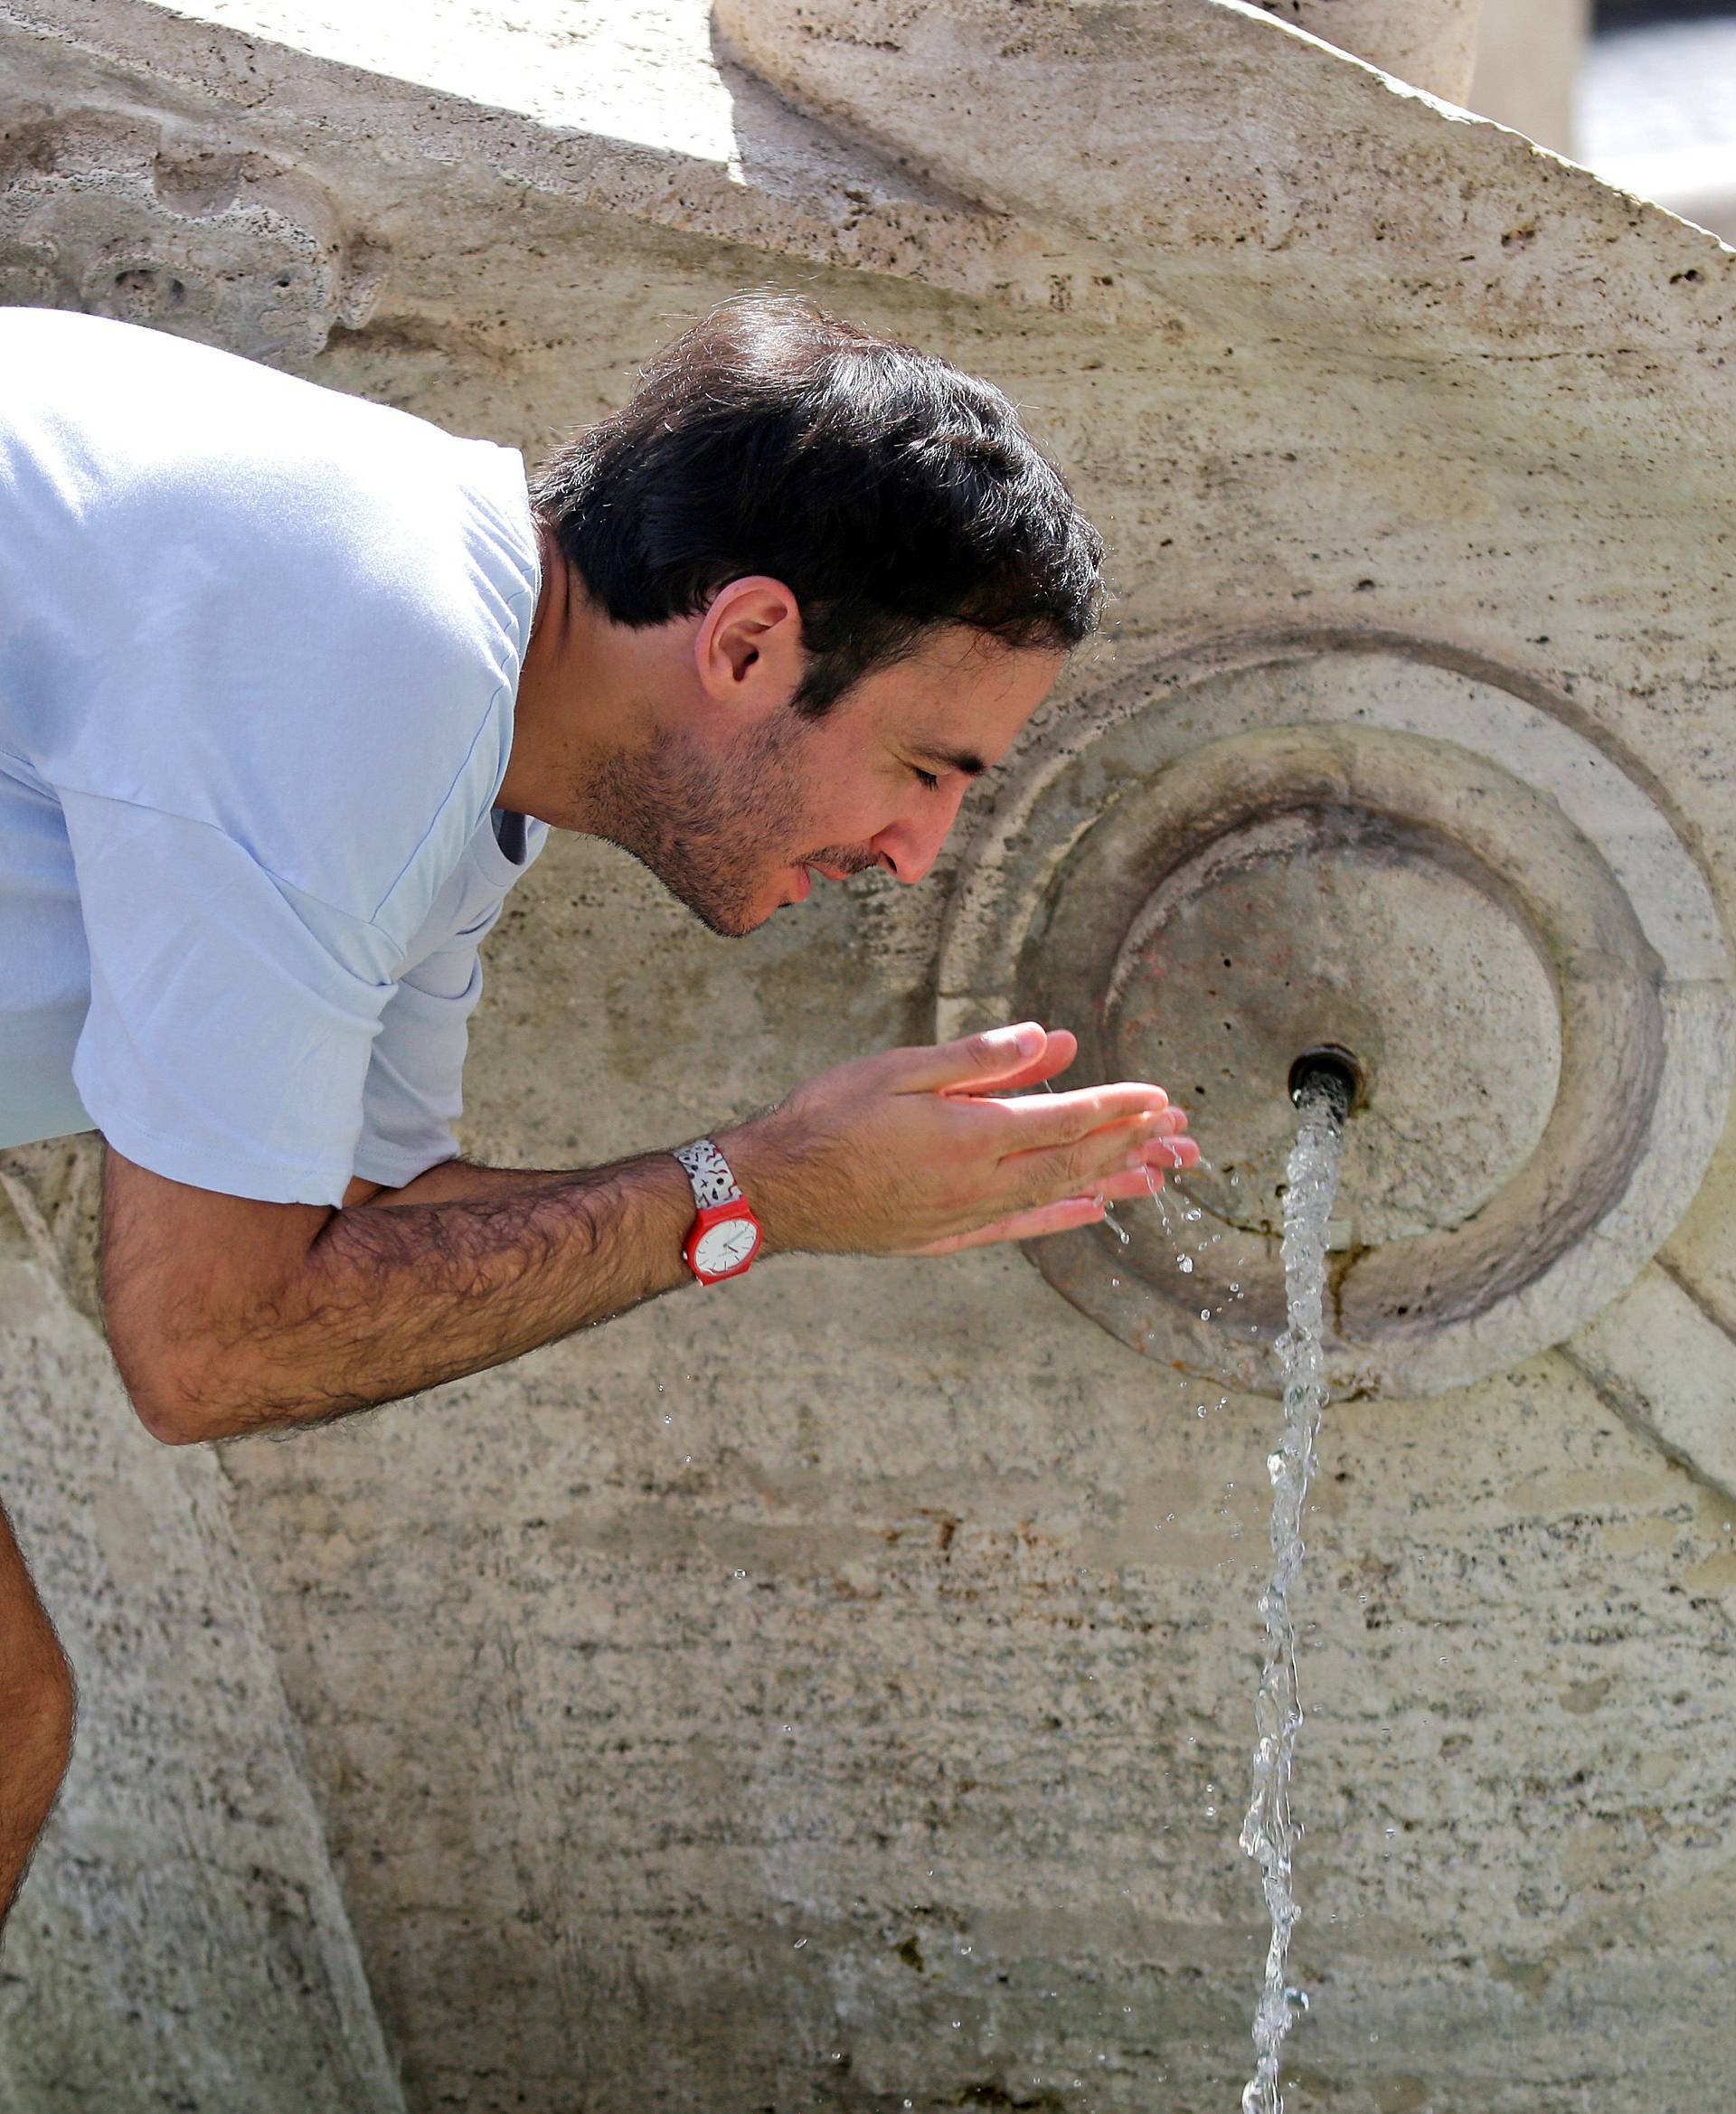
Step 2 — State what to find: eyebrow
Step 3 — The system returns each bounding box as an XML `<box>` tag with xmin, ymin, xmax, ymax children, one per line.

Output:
<box><xmin>919</xmin><ymin>744</ymin><xmax>989</xmax><ymax>778</ymax></box>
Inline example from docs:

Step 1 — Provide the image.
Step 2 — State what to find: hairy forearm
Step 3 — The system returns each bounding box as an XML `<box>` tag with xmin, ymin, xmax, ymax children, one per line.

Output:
<box><xmin>181</xmin><ymin>1150</ymin><xmax>697</xmax><ymax>1439</ymax></box>
<box><xmin>352</xmin><ymin>1155</ymin><xmax>589</xmax><ymax>1210</ymax></box>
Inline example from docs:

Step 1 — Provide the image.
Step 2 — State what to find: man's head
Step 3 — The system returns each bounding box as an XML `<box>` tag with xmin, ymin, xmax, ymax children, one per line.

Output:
<box><xmin>522</xmin><ymin>294</ymin><xmax>1106</xmax><ymax>934</ymax></box>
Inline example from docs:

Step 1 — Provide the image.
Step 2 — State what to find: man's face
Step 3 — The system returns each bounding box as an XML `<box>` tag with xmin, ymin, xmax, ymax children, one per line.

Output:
<box><xmin>597</xmin><ymin>628</ymin><xmax>1067</xmax><ymax>937</ymax></box>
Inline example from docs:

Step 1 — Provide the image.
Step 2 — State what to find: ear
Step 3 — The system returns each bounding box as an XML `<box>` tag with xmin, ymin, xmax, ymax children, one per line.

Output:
<box><xmin>693</xmin><ymin>575</ymin><xmax>805</xmax><ymax>712</ymax></box>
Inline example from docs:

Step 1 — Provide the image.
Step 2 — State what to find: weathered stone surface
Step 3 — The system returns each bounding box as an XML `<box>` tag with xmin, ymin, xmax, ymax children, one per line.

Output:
<box><xmin>0</xmin><ymin>1134</ymin><xmax>104</xmax><ymax>1335</ymax></box>
<box><xmin>0</xmin><ymin>102</ymin><xmax>382</xmax><ymax>361</ymax></box>
<box><xmin>212</xmin><ymin>1203</ymin><xmax>1736</xmax><ymax>2111</ymax></box>
<box><xmin>2</xmin><ymin>1</ymin><xmax>1735</xmax><ymax>2109</ymax></box>
<box><xmin>1563</xmin><ymin>1262</ymin><xmax>1736</xmax><ymax>1503</ymax></box>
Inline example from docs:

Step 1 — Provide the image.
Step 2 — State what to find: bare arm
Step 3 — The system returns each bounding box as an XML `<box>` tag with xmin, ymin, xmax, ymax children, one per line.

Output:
<box><xmin>101</xmin><ymin>1024</ymin><xmax>1195</xmax><ymax>1446</ymax></box>
<box><xmin>104</xmin><ymin>1147</ymin><xmax>698</xmax><ymax>1443</ymax></box>
<box><xmin>0</xmin><ymin>1496</ymin><xmax>76</xmax><ymax>1935</ymax></box>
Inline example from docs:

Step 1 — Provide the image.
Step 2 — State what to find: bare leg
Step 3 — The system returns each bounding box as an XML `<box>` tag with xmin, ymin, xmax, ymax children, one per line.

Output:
<box><xmin>0</xmin><ymin>1492</ymin><xmax>75</xmax><ymax>1936</ymax></box>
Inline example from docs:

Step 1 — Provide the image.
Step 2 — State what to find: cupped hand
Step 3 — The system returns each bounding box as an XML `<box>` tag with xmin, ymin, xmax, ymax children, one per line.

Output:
<box><xmin>722</xmin><ymin>1020</ymin><xmax>1199</xmax><ymax>1259</ymax></box>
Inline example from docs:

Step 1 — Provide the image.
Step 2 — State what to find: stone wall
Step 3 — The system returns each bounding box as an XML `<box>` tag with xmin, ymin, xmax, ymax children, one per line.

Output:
<box><xmin>3</xmin><ymin>3</ymin><xmax>1734</xmax><ymax>2109</ymax></box>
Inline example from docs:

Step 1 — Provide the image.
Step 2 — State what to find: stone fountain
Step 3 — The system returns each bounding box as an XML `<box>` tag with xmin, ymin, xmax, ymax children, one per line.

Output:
<box><xmin>3</xmin><ymin>3</ymin><xmax>1734</xmax><ymax>2109</ymax></box>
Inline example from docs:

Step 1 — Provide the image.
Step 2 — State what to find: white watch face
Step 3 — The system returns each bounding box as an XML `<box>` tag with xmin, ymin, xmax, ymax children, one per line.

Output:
<box><xmin>694</xmin><ymin>1217</ymin><xmax>760</xmax><ymax>1277</ymax></box>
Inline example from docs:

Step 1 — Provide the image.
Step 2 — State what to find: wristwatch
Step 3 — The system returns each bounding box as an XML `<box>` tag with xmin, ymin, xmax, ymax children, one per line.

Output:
<box><xmin>673</xmin><ymin>1137</ymin><xmax>764</xmax><ymax>1285</ymax></box>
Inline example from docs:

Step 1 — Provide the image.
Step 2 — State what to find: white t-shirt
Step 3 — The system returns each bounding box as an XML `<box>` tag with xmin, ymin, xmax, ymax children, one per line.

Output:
<box><xmin>0</xmin><ymin>307</ymin><xmax>549</xmax><ymax>1204</ymax></box>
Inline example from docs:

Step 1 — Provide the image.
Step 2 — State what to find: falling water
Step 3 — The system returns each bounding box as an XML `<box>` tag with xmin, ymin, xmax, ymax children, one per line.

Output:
<box><xmin>1237</xmin><ymin>1070</ymin><xmax>1349</xmax><ymax>2114</ymax></box>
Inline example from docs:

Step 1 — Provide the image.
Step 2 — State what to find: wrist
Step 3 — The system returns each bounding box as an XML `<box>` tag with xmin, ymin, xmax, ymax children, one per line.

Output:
<box><xmin>713</xmin><ymin>1113</ymin><xmax>812</xmax><ymax>1260</ymax></box>
<box><xmin>668</xmin><ymin>1133</ymin><xmax>768</xmax><ymax>1283</ymax></box>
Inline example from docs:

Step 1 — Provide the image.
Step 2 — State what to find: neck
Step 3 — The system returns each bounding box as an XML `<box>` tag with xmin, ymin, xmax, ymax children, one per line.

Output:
<box><xmin>498</xmin><ymin>517</ymin><xmax>663</xmax><ymax>831</ymax></box>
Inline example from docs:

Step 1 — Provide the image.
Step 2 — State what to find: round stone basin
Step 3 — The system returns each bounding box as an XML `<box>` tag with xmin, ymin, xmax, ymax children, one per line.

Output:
<box><xmin>937</xmin><ymin>639</ymin><xmax>1735</xmax><ymax>1398</ymax></box>
<box><xmin>1106</xmin><ymin>804</ymin><xmax>1562</xmax><ymax>1249</ymax></box>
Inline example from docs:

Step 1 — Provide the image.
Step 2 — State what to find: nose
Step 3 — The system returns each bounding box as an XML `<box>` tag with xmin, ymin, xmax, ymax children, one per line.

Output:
<box><xmin>871</xmin><ymin>786</ymin><xmax>968</xmax><ymax>885</ymax></box>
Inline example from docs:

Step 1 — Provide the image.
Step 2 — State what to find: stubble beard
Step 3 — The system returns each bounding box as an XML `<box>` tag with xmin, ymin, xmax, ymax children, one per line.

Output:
<box><xmin>585</xmin><ymin>711</ymin><xmax>872</xmax><ymax>938</ymax></box>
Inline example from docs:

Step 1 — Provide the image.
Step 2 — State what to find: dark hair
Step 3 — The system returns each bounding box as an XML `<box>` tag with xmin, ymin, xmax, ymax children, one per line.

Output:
<box><xmin>529</xmin><ymin>294</ymin><xmax>1105</xmax><ymax>715</ymax></box>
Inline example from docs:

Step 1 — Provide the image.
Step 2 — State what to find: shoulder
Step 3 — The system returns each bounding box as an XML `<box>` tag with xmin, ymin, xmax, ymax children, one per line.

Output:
<box><xmin>25</xmin><ymin>320</ymin><xmax>542</xmax><ymax>940</ymax></box>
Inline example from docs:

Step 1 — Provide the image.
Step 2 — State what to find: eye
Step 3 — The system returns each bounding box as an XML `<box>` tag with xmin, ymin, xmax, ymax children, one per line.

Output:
<box><xmin>911</xmin><ymin>766</ymin><xmax>941</xmax><ymax>791</ymax></box>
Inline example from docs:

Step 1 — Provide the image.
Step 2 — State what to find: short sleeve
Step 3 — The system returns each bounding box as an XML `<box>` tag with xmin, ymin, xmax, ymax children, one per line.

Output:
<box><xmin>350</xmin><ymin>899</ymin><xmax>506</xmax><ymax>1191</ymax></box>
<box><xmin>61</xmin><ymin>788</ymin><xmax>401</xmax><ymax>1206</ymax></box>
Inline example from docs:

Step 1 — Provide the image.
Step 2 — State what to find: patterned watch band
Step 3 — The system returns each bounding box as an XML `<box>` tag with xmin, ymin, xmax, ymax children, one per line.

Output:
<box><xmin>674</xmin><ymin>1137</ymin><xmax>744</xmax><ymax>1209</ymax></box>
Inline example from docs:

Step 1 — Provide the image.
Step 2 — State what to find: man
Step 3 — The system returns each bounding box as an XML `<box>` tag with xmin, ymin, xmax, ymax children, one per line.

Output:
<box><xmin>0</xmin><ymin>294</ymin><xmax>1195</xmax><ymax>1928</ymax></box>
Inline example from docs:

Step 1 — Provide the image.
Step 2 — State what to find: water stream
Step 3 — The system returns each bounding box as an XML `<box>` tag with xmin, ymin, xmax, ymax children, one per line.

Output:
<box><xmin>1237</xmin><ymin>1071</ymin><xmax>1349</xmax><ymax>2113</ymax></box>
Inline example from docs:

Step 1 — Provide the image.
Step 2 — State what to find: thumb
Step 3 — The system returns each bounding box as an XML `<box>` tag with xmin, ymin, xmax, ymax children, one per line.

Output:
<box><xmin>873</xmin><ymin>1021</ymin><xmax>1050</xmax><ymax>1096</ymax></box>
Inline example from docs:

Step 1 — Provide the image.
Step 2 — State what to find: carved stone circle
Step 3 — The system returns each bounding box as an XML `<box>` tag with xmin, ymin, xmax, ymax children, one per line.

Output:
<box><xmin>937</xmin><ymin>636</ymin><xmax>1736</xmax><ymax>1399</ymax></box>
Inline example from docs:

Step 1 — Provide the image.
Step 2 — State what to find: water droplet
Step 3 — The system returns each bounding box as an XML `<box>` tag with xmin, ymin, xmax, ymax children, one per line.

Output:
<box><xmin>1178</xmin><ymin>1255</ymin><xmax>1194</xmax><ymax>1273</ymax></box>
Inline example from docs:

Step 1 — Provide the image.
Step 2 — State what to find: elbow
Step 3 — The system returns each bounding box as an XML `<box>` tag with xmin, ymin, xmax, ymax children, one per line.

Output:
<box><xmin>132</xmin><ymin>1394</ymin><xmax>212</xmax><ymax>1448</ymax></box>
<box><xmin>120</xmin><ymin>1354</ymin><xmax>242</xmax><ymax>1448</ymax></box>
<box><xmin>129</xmin><ymin>1380</ymin><xmax>222</xmax><ymax>1447</ymax></box>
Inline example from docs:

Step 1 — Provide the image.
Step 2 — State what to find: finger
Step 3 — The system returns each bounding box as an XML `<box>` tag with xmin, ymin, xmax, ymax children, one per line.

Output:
<box><xmin>1088</xmin><ymin>1166</ymin><xmax>1172</xmax><ymax>1203</ymax></box>
<box><xmin>911</xmin><ymin>1193</ymin><xmax>1108</xmax><ymax>1255</ymax></box>
<box><xmin>990</xmin><ymin>1111</ymin><xmax>1166</xmax><ymax>1211</ymax></box>
<box><xmin>1140</xmin><ymin>1133</ymin><xmax>1200</xmax><ymax>1171</ymax></box>
<box><xmin>990</xmin><ymin>1081</ymin><xmax>1173</xmax><ymax>1150</ymax></box>
<box><xmin>940</xmin><ymin>1027</ymin><xmax>1078</xmax><ymax>1099</ymax></box>
<box><xmin>867</xmin><ymin>1020</ymin><xmax>1052</xmax><ymax>1097</ymax></box>
<box><xmin>942</xmin><ymin>1142</ymin><xmax>1197</xmax><ymax>1247</ymax></box>
<box><xmin>1063</xmin><ymin>1135</ymin><xmax>1198</xmax><ymax>1207</ymax></box>
<box><xmin>913</xmin><ymin>1134</ymin><xmax>1201</xmax><ymax>1255</ymax></box>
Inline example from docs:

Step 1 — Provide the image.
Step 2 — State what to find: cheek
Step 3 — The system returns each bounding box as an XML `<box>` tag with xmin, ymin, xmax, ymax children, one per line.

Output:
<box><xmin>787</xmin><ymin>736</ymin><xmax>899</xmax><ymax>840</ymax></box>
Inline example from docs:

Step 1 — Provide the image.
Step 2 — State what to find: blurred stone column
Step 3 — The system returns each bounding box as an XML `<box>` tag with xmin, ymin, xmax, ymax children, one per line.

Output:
<box><xmin>1249</xmin><ymin>0</ymin><xmax>1486</xmax><ymax>101</ymax></box>
<box><xmin>1470</xmin><ymin>0</ymin><xmax>1591</xmax><ymax>155</ymax></box>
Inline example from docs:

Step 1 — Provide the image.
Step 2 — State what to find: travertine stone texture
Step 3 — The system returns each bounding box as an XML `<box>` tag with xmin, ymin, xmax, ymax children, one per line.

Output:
<box><xmin>724</xmin><ymin>0</ymin><xmax>1487</xmax><ymax>110</ymax></box>
<box><xmin>3</xmin><ymin>1</ymin><xmax>1735</xmax><ymax>2109</ymax></box>
<box><xmin>0</xmin><ymin>103</ymin><xmax>382</xmax><ymax>361</ymax></box>
<box><xmin>0</xmin><ymin>1135</ymin><xmax>106</xmax><ymax>1334</ymax></box>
